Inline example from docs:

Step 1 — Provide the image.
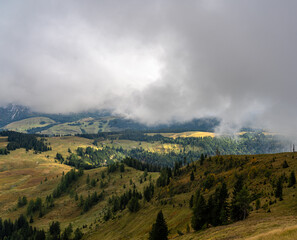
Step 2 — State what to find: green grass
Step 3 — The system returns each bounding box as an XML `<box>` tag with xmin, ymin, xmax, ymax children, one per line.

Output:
<box><xmin>3</xmin><ymin>117</ymin><xmax>56</xmax><ymax>133</ymax></box>
<box><xmin>40</xmin><ymin>117</ymin><xmax>115</xmax><ymax>135</ymax></box>
<box><xmin>1</xmin><ymin>136</ymin><xmax>297</xmax><ymax>239</ymax></box>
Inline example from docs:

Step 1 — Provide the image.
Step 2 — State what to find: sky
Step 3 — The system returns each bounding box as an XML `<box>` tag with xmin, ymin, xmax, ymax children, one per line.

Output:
<box><xmin>0</xmin><ymin>0</ymin><xmax>297</xmax><ymax>135</ymax></box>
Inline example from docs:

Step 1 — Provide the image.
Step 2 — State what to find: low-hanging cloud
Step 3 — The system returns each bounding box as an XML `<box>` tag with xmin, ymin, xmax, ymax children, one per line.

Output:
<box><xmin>1</xmin><ymin>0</ymin><xmax>297</xmax><ymax>136</ymax></box>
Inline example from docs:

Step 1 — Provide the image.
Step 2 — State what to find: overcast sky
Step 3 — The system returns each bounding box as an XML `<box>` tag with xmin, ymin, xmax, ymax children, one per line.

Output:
<box><xmin>0</xmin><ymin>0</ymin><xmax>297</xmax><ymax>135</ymax></box>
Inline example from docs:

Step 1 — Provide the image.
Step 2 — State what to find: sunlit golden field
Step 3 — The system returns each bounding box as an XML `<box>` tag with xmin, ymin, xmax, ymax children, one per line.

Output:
<box><xmin>147</xmin><ymin>131</ymin><xmax>215</xmax><ymax>139</ymax></box>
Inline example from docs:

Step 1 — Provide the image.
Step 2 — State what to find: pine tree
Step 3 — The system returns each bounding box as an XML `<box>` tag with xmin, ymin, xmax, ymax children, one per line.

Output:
<box><xmin>200</xmin><ymin>154</ymin><xmax>205</xmax><ymax>166</ymax></box>
<box><xmin>29</xmin><ymin>215</ymin><xmax>33</xmax><ymax>223</ymax></box>
<box><xmin>234</xmin><ymin>186</ymin><xmax>250</xmax><ymax>220</ymax></box>
<box><xmin>231</xmin><ymin>175</ymin><xmax>244</xmax><ymax>221</ymax></box>
<box><xmin>288</xmin><ymin>171</ymin><xmax>296</xmax><ymax>187</ymax></box>
<box><xmin>275</xmin><ymin>177</ymin><xmax>283</xmax><ymax>200</ymax></box>
<box><xmin>189</xmin><ymin>195</ymin><xmax>194</xmax><ymax>208</ymax></box>
<box><xmin>190</xmin><ymin>171</ymin><xmax>195</xmax><ymax>181</ymax></box>
<box><xmin>74</xmin><ymin>228</ymin><xmax>83</xmax><ymax>240</ymax></box>
<box><xmin>211</xmin><ymin>182</ymin><xmax>229</xmax><ymax>225</ymax></box>
<box><xmin>49</xmin><ymin>221</ymin><xmax>61</xmax><ymax>240</ymax></box>
<box><xmin>191</xmin><ymin>194</ymin><xmax>207</xmax><ymax>230</ymax></box>
<box><xmin>282</xmin><ymin>160</ymin><xmax>289</xmax><ymax>168</ymax></box>
<box><xmin>149</xmin><ymin>210</ymin><xmax>168</xmax><ymax>240</ymax></box>
<box><xmin>128</xmin><ymin>197</ymin><xmax>140</xmax><ymax>212</ymax></box>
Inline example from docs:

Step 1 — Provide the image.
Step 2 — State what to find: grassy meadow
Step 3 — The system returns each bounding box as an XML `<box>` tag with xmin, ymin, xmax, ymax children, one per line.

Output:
<box><xmin>147</xmin><ymin>131</ymin><xmax>215</xmax><ymax>139</ymax></box>
<box><xmin>3</xmin><ymin>117</ymin><xmax>55</xmax><ymax>133</ymax></box>
<box><xmin>2</xmin><ymin>117</ymin><xmax>115</xmax><ymax>135</ymax></box>
<box><xmin>1</xmin><ymin>135</ymin><xmax>297</xmax><ymax>239</ymax></box>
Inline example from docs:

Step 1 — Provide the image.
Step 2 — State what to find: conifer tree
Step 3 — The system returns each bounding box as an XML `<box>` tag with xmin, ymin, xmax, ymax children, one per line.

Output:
<box><xmin>190</xmin><ymin>171</ymin><xmax>195</xmax><ymax>181</ymax></box>
<box><xmin>49</xmin><ymin>221</ymin><xmax>61</xmax><ymax>240</ymax></box>
<box><xmin>191</xmin><ymin>194</ymin><xmax>207</xmax><ymax>230</ymax></box>
<box><xmin>234</xmin><ymin>186</ymin><xmax>250</xmax><ymax>220</ymax></box>
<box><xmin>200</xmin><ymin>154</ymin><xmax>205</xmax><ymax>166</ymax></box>
<box><xmin>275</xmin><ymin>177</ymin><xmax>283</xmax><ymax>200</ymax></box>
<box><xmin>231</xmin><ymin>175</ymin><xmax>244</xmax><ymax>221</ymax></box>
<box><xmin>288</xmin><ymin>171</ymin><xmax>296</xmax><ymax>187</ymax></box>
<box><xmin>189</xmin><ymin>195</ymin><xmax>194</xmax><ymax>208</ymax></box>
<box><xmin>282</xmin><ymin>160</ymin><xmax>289</xmax><ymax>168</ymax></box>
<box><xmin>128</xmin><ymin>197</ymin><xmax>140</xmax><ymax>212</ymax></box>
<box><xmin>211</xmin><ymin>182</ymin><xmax>229</xmax><ymax>225</ymax></box>
<box><xmin>74</xmin><ymin>228</ymin><xmax>83</xmax><ymax>240</ymax></box>
<box><xmin>149</xmin><ymin>210</ymin><xmax>168</xmax><ymax>240</ymax></box>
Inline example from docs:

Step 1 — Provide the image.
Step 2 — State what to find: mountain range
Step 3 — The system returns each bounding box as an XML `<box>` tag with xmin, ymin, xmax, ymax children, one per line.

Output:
<box><xmin>0</xmin><ymin>104</ymin><xmax>220</xmax><ymax>135</ymax></box>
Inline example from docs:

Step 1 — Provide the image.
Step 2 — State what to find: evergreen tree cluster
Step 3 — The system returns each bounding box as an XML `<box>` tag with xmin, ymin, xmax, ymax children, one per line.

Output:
<box><xmin>55</xmin><ymin>153</ymin><xmax>64</xmax><ymax>163</ymax></box>
<box><xmin>17</xmin><ymin>196</ymin><xmax>27</xmax><ymax>208</ymax></box>
<box><xmin>127</xmin><ymin>197</ymin><xmax>140</xmax><ymax>212</ymax></box>
<box><xmin>107</xmin><ymin>188</ymin><xmax>143</xmax><ymax>216</ymax></box>
<box><xmin>48</xmin><ymin>221</ymin><xmax>83</xmax><ymax>240</ymax></box>
<box><xmin>191</xmin><ymin>183</ymin><xmax>229</xmax><ymax>231</ymax></box>
<box><xmin>75</xmin><ymin>146</ymin><xmax>122</xmax><ymax>168</ymax></box>
<box><xmin>275</xmin><ymin>176</ymin><xmax>283</xmax><ymax>200</ymax></box>
<box><xmin>0</xmin><ymin>148</ymin><xmax>9</xmax><ymax>155</ymax></box>
<box><xmin>144</xmin><ymin>183</ymin><xmax>155</xmax><ymax>202</ymax></box>
<box><xmin>0</xmin><ymin>215</ymin><xmax>83</xmax><ymax>240</ymax></box>
<box><xmin>230</xmin><ymin>175</ymin><xmax>250</xmax><ymax>221</ymax></box>
<box><xmin>156</xmin><ymin>168</ymin><xmax>172</xmax><ymax>187</ymax></box>
<box><xmin>107</xmin><ymin>162</ymin><xmax>119</xmax><ymax>173</ymax></box>
<box><xmin>192</xmin><ymin>177</ymin><xmax>250</xmax><ymax>231</ymax></box>
<box><xmin>0</xmin><ymin>215</ymin><xmax>46</xmax><ymax>240</ymax></box>
<box><xmin>0</xmin><ymin>131</ymin><xmax>51</xmax><ymax>153</ymax></box>
<box><xmin>26</xmin><ymin>198</ymin><xmax>43</xmax><ymax>216</ymax></box>
<box><xmin>83</xmin><ymin>131</ymin><xmax>288</xmax><ymax>160</ymax></box>
<box><xmin>64</xmin><ymin>153</ymin><xmax>94</xmax><ymax>170</ymax></box>
<box><xmin>173</xmin><ymin>160</ymin><xmax>183</xmax><ymax>176</ymax></box>
<box><xmin>123</xmin><ymin>157</ymin><xmax>161</xmax><ymax>172</ymax></box>
<box><xmin>53</xmin><ymin>169</ymin><xmax>84</xmax><ymax>198</ymax></box>
<box><xmin>79</xmin><ymin>191</ymin><xmax>104</xmax><ymax>212</ymax></box>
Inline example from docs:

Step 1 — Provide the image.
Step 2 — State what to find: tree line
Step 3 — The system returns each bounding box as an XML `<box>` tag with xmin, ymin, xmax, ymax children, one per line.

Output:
<box><xmin>0</xmin><ymin>215</ymin><xmax>83</xmax><ymax>240</ymax></box>
<box><xmin>0</xmin><ymin>131</ymin><xmax>51</xmax><ymax>154</ymax></box>
<box><xmin>191</xmin><ymin>175</ymin><xmax>251</xmax><ymax>231</ymax></box>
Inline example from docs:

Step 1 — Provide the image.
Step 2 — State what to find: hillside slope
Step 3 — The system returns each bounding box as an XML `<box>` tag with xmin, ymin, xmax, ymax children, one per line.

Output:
<box><xmin>1</xmin><ymin>136</ymin><xmax>297</xmax><ymax>239</ymax></box>
<box><xmin>3</xmin><ymin>117</ymin><xmax>56</xmax><ymax>133</ymax></box>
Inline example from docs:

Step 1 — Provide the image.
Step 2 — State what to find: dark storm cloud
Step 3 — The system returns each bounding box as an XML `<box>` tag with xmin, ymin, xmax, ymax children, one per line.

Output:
<box><xmin>0</xmin><ymin>0</ymin><xmax>297</xmax><ymax>135</ymax></box>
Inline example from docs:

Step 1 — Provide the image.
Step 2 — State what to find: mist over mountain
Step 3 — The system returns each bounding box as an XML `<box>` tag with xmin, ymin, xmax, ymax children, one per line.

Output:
<box><xmin>1</xmin><ymin>1</ymin><xmax>297</xmax><ymax>136</ymax></box>
<box><xmin>0</xmin><ymin>104</ymin><xmax>220</xmax><ymax>134</ymax></box>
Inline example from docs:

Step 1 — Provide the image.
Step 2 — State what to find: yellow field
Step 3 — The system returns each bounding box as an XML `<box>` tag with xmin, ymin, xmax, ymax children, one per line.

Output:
<box><xmin>103</xmin><ymin>139</ymin><xmax>183</xmax><ymax>154</ymax></box>
<box><xmin>147</xmin><ymin>131</ymin><xmax>215</xmax><ymax>139</ymax></box>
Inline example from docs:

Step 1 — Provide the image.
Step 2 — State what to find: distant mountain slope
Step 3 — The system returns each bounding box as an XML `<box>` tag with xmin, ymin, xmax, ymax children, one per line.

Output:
<box><xmin>3</xmin><ymin>117</ymin><xmax>56</xmax><ymax>133</ymax></box>
<box><xmin>39</xmin><ymin>117</ymin><xmax>115</xmax><ymax>135</ymax></box>
<box><xmin>0</xmin><ymin>104</ymin><xmax>34</xmax><ymax>127</ymax></box>
<box><xmin>0</xmin><ymin>104</ymin><xmax>111</xmax><ymax>128</ymax></box>
<box><xmin>0</xmin><ymin>104</ymin><xmax>220</xmax><ymax>135</ymax></box>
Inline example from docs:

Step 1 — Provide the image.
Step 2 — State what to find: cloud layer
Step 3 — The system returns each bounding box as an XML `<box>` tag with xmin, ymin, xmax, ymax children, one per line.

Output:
<box><xmin>1</xmin><ymin>0</ymin><xmax>297</xmax><ymax>135</ymax></box>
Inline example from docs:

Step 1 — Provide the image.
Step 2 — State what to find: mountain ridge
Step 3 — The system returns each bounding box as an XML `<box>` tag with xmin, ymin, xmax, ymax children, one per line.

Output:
<box><xmin>0</xmin><ymin>104</ymin><xmax>220</xmax><ymax>135</ymax></box>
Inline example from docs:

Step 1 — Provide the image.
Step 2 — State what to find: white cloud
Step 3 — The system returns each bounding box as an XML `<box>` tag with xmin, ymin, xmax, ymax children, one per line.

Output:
<box><xmin>0</xmin><ymin>0</ymin><xmax>297</xmax><ymax>136</ymax></box>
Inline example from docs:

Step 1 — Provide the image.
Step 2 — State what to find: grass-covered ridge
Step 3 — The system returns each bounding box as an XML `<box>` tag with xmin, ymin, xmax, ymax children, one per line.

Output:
<box><xmin>1</xmin><ymin>135</ymin><xmax>297</xmax><ymax>239</ymax></box>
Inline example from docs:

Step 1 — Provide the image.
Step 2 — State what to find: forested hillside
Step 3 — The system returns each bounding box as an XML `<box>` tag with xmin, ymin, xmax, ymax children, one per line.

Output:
<box><xmin>1</xmin><ymin>134</ymin><xmax>297</xmax><ymax>239</ymax></box>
